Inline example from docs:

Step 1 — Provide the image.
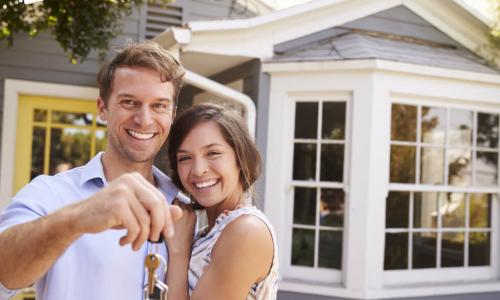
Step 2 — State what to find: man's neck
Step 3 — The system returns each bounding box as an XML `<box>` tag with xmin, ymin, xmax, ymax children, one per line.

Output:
<box><xmin>100</xmin><ymin>151</ymin><xmax>155</xmax><ymax>184</ymax></box>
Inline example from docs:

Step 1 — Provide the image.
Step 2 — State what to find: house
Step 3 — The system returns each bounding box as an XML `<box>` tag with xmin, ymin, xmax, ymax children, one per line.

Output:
<box><xmin>2</xmin><ymin>0</ymin><xmax>500</xmax><ymax>299</ymax></box>
<box><xmin>154</xmin><ymin>0</ymin><xmax>500</xmax><ymax>299</ymax></box>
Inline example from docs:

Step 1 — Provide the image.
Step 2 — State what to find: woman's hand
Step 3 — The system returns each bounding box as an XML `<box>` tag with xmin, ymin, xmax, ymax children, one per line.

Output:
<box><xmin>165</xmin><ymin>198</ymin><xmax>197</xmax><ymax>258</ymax></box>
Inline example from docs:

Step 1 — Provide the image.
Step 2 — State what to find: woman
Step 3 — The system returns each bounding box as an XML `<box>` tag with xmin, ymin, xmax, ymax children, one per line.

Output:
<box><xmin>165</xmin><ymin>103</ymin><xmax>278</xmax><ymax>299</ymax></box>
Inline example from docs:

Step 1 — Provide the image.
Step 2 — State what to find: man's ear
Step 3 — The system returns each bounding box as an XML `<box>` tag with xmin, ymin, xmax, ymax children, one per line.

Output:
<box><xmin>96</xmin><ymin>97</ymin><xmax>108</xmax><ymax>121</ymax></box>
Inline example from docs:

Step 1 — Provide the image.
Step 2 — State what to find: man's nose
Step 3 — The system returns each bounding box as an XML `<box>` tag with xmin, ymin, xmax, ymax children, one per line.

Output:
<box><xmin>134</xmin><ymin>106</ymin><xmax>154</xmax><ymax>127</ymax></box>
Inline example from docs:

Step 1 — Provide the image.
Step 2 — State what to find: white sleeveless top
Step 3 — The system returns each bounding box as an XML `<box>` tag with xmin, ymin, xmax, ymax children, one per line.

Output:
<box><xmin>188</xmin><ymin>206</ymin><xmax>279</xmax><ymax>299</ymax></box>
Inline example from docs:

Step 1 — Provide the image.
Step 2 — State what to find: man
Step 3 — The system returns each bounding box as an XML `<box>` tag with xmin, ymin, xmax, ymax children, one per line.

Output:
<box><xmin>0</xmin><ymin>41</ymin><xmax>185</xmax><ymax>300</ymax></box>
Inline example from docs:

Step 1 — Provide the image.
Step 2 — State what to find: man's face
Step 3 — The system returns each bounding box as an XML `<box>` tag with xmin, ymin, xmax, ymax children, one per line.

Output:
<box><xmin>97</xmin><ymin>66</ymin><xmax>175</xmax><ymax>164</ymax></box>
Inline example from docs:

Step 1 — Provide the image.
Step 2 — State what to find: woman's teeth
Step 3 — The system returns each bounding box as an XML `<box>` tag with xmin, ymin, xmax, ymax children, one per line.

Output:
<box><xmin>195</xmin><ymin>179</ymin><xmax>217</xmax><ymax>189</ymax></box>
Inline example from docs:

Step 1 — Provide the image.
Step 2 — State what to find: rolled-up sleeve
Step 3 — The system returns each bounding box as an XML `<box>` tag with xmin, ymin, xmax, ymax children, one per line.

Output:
<box><xmin>0</xmin><ymin>176</ymin><xmax>53</xmax><ymax>299</ymax></box>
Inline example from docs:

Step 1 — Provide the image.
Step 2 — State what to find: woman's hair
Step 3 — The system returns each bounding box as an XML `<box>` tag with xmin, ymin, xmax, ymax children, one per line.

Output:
<box><xmin>168</xmin><ymin>103</ymin><xmax>261</xmax><ymax>195</ymax></box>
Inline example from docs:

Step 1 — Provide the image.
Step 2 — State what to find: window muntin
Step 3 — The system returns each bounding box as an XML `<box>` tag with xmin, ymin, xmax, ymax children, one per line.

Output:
<box><xmin>291</xmin><ymin>100</ymin><xmax>347</xmax><ymax>272</ymax></box>
<box><xmin>386</xmin><ymin>102</ymin><xmax>497</xmax><ymax>272</ymax></box>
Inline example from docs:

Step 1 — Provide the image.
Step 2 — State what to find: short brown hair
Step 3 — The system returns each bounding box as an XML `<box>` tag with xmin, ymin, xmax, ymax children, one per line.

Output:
<box><xmin>97</xmin><ymin>41</ymin><xmax>185</xmax><ymax>105</ymax></box>
<box><xmin>168</xmin><ymin>103</ymin><xmax>261</xmax><ymax>194</ymax></box>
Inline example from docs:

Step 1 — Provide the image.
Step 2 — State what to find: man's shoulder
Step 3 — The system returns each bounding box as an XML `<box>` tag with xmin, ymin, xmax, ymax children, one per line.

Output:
<box><xmin>153</xmin><ymin>167</ymin><xmax>178</xmax><ymax>202</ymax></box>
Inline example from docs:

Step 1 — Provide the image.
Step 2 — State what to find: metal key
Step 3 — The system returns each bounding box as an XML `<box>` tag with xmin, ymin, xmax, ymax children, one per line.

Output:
<box><xmin>145</xmin><ymin>253</ymin><xmax>161</xmax><ymax>295</ymax></box>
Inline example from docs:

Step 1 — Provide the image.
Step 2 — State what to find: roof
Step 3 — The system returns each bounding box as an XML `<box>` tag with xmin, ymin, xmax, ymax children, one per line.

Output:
<box><xmin>272</xmin><ymin>30</ymin><xmax>500</xmax><ymax>74</ymax></box>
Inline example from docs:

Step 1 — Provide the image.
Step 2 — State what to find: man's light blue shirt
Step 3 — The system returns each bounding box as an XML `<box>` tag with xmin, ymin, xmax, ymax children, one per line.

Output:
<box><xmin>0</xmin><ymin>152</ymin><xmax>178</xmax><ymax>300</ymax></box>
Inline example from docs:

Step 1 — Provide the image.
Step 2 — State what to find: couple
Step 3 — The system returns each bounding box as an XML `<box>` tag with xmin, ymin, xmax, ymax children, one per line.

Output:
<box><xmin>0</xmin><ymin>41</ymin><xmax>278</xmax><ymax>300</ymax></box>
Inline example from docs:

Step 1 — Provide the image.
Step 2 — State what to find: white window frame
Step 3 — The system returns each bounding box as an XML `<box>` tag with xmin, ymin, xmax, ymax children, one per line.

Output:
<box><xmin>385</xmin><ymin>97</ymin><xmax>500</xmax><ymax>285</ymax></box>
<box><xmin>282</xmin><ymin>92</ymin><xmax>352</xmax><ymax>284</ymax></box>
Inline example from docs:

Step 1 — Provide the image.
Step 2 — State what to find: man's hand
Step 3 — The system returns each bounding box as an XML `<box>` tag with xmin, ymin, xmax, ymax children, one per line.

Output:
<box><xmin>69</xmin><ymin>172</ymin><xmax>183</xmax><ymax>250</ymax></box>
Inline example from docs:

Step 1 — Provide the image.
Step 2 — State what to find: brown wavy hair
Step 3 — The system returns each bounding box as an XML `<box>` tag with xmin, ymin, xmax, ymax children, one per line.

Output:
<box><xmin>97</xmin><ymin>40</ymin><xmax>185</xmax><ymax>106</ymax></box>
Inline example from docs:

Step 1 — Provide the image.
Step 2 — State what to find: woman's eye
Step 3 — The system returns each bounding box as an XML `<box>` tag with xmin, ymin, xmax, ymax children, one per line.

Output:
<box><xmin>207</xmin><ymin>151</ymin><xmax>221</xmax><ymax>157</ymax></box>
<box><xmin>177</xmin><ymin>156</ymin><xmax>191</xmax><ymax>162</ymax></box>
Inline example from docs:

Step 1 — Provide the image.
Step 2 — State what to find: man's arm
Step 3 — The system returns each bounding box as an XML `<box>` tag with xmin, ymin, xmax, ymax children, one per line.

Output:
<box><xmin>0</xmin><ymin>172</ymin><xmax>182</xmax><ymax>290</ymax></box>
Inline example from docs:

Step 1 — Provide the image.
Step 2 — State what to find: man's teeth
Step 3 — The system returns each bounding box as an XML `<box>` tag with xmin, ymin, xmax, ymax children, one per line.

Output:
<box><xmin>127</xmin><ymin>130</ymin><xmax>154</xmax><ymax>140</ymax></box>
<box><xmin>195</xmin><ymin>179</ymin><xmax>217</xmax><ymax>189</ymax></box>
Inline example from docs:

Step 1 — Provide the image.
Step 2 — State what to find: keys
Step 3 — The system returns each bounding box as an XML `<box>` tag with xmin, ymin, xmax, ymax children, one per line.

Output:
<box><xmin>144</xmin><ymin>251</ymin><xmax>168</xmax><ymax>300</ymax></box>
<box><xmin>145</xmin><ymin>254</ymin><xmax>161</xmax><ymax>295</ymax></box>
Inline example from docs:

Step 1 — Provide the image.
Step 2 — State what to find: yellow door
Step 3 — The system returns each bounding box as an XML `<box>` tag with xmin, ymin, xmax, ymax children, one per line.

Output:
<box><xmin>14</xmin><ymin>95</ymin><xmax>107</xmax><ymax>194</ymax></box>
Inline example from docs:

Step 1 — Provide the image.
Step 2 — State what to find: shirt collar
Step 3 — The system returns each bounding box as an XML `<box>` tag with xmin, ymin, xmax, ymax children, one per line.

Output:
<box><xmin>80</xmin><ymin>152</ymin><xmax>107</xmax><ymax>186</ymax></box>
<box><xmin>80</xmin><ymin>152</ymin><xmax>179</xmax><ymax>202</ymax></box>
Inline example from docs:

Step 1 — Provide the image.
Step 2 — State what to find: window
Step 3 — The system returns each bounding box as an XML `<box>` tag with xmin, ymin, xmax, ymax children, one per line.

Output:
<box><xmin>289</xmin><ymin>100</ymin><xmax>348</xmax><ymax>280</ymax></box>
<box><xmin>14</xmin><ymin>95</ymin><xmax>107</xmax><ymax>193</ymax></box>
<box><xmin>385</xmin><ymin>102</ymin><xmax>497</xmax><ymax>273</ymax></box>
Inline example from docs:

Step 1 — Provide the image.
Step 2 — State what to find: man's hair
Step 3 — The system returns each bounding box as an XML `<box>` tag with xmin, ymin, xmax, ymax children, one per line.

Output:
<box><xmin>97</xmin><ymin>41</ymin><xmax>185</xmax><ymax>106</ymax></box>
<box><xmin>168</xmin><ymin>103</ymin><xmax>261</xmax><ymax>194</ymax></box>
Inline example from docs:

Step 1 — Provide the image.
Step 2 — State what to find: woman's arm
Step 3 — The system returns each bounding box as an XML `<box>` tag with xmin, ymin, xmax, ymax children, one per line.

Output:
<box><xmin>191</xmin><ymin>215</ymin><xmax>274</xmax><ymax>300</ymax></box>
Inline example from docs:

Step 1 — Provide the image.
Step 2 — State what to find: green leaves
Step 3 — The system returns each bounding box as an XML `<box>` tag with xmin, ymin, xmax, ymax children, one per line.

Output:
<box><xmin>1</xmin><ymin>0</ymin><xmax>172</xmax><ymax>63</ymax></box>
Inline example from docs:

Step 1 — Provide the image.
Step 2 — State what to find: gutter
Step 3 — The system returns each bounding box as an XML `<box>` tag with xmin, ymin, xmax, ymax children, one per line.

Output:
<box><xmin>155</xmin><ymin>27</ymin><xmax>257</xmax><ymax>138</ymax></box>
<box><xmin>183</xmin><ymin>70</ymin><xmax>256</xmax><ymax>138</ymax></box>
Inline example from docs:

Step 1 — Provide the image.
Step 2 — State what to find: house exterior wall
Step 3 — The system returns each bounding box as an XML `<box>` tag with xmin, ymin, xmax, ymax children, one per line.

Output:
<box><xmin>264</xmin><ymin>59</ymin><xmax>500</xmax><ymax>299</ymax></box>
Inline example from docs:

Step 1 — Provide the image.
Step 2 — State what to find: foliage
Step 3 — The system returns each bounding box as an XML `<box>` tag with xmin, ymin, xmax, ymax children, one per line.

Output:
<box><xmin>0</xmin><ymin>0</ymin><xmax>171</xmax><ymax>64</ymax></box>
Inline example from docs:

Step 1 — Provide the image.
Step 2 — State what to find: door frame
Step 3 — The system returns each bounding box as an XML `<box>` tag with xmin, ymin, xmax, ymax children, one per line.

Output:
<box><xmin>1</xmin><ymin>79</ymin><xmax>98</xmax><ymax>210</ymax></box>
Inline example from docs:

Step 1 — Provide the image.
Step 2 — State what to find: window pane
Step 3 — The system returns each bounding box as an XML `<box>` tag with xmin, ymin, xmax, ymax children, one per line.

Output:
<box><xmin>291</xmin><ymin>228</ymin><xmax>315</xmax><ymax>267</ymax></box>
<box><xmin>318</xmin><ymin>230</ymin><xmax>342</xmax><ymax>269</ymax></box>
<box><xmin>441</xmin><ymin>192</ymin><xmax>465</xmax><ymax>228</ymax></box>
<box><xmin>390</xmin><ymin>145</ymin><xmax>416</xmax><ymax>183</ymax></box>
<box><xmin>449</xmin><ymin>109</ymin><xmax>472</xmax><ymax>146</ymax></box>
<box><xmin>476</xmin><ymin>151</ymin><xmax>498</xmax><ymax>187</ymax></box>
<box><xmin>414</xmin><ymin>192</ymin><xmax>439</xmax><ymax>228</ymax></box>
<box><xmin>293</xmin><ymin>143</ymin><xmax>316</xmax><ymax>180</ymax></box>
<box><xmin>384</xmin><ymin>233</ymin><xmax>408</xmax><ymax>270</ymax></box>
<box><xmin>477</xmin><ymin>112</ymin><xmax>499</xmax><ymax>149</ymax></box>
<box><xmin>413</xmin><ymin>232</ymin><xmax>437</xmax><ymax>269</ymax></box>
<box><xmin>386</xmin><ymin>192</ymin><xmax>409</xmax><ymax>228</ymax></box>
<box><xmin>52</xmin><ymin>111</ymin><xmax>93</xmax><ymax>126</ymax></box>
<box><xmin>33</xmin><ymin>109</ymin><xmax>47</xmax><ymax>122</ymax></box>
<box><xmin>469</xmin><ymin>232</ymin><xmax>490</xmax><ymax>266</ymax></box>
<box><xmin>320</xmin><ymin>189</ymin><xmax>344</xmax><ymax>227</ymax></box>
<box><xmin>322</xmin><ymin>102</ymin><xmax>345</xmax><ymax>140</ymax></box>
<box><xmin>391</xmin><ymin>104</ymin><xmax>416</xmax><ymax>142</ymax></box>
<box><xmin>441</xmin><ymin>232</ymin><xmax>464</xmax><ymax>267</ymax></box>
<box><xmin>420</xmin><ymin>147</ymin><xmax>444</xmax><ymax>185</ymax></box>
<box><xmin>49</xmin><ymin>128</ymin><xmax>91</xmax><ymax>175</ymax></box>
<box><xmin>470</xmin><ymin>193</ymin><xmax>491</xmax><ymax>228</ymax></box>
<box><xmin>95</xmin><ymin>130</ymin><xmax>107</xmax><ymax>153</ymax></box>
<box><xmin>320</xmin><ymin>144</ymin><xmax>343</xmax><ymax>182</ymax></box>
<box><xmin>421</xmin><ymin>106</ymin><xmax>446</xmax><ymax>145</ymax></box>
<box><xmin>295</xmin><ymin>102</ymin><xmax>318</xmax><ymax>139</ymax></box>
<box><xmin>448</xmin><ymin>148</ymin><xmax>472</xmax><ymax>186</ymax></box>
<box><xmin>294</xmin><ymin>187</ymin><xmax>316</xmax><ymax>225</ymax></box>
<box><xmin>31</xmin><ymin>127</ymin><xmax>46</xmax><ymax>180</ymax></box>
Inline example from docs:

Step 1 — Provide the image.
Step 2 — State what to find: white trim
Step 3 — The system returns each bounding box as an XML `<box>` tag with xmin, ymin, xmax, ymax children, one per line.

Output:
<box><xmin>264</xmin><ymin>60</ymin><xmax>500</xmax><ymax>85</ymax></box>
<box><xmin>0</xmin><ymin>79</ymin><xmax>98</xmax><ymax>210</ymax></box>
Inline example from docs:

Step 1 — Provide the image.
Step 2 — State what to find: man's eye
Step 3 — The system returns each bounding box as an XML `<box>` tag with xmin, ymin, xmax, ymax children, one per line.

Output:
<box><xmin>153</xmin><ymin>103</ymin><xmax>170</xmax><ymax>112</ymax></box>
<box><xmin>121</xmin><ymin>100</ymin><xmax>136</xmax><ymax>108</ymax></box>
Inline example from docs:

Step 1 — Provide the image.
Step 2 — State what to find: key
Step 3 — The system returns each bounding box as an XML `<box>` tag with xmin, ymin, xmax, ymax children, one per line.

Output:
<box><xmin>145</xmin><ymin>253</ymin><xmax>161</xmax><ymax>295</ymax></box>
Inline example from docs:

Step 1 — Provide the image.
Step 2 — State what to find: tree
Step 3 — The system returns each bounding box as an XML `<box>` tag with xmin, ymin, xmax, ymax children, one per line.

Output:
<box><xmin>0</xmin><ymin>0</ymin><xmax>171</xmax><ymax>64</ymax></box>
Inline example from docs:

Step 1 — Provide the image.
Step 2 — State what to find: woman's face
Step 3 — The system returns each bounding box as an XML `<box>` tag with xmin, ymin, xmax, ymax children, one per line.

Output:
<box><xmin>176</xmin><ymin>121</ymin><xmax>242</xmax><ymax>209</ymax></box>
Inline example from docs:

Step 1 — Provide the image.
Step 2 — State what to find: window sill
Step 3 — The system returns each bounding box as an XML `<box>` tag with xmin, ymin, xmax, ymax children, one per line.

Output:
<box><xmin>279</xmin><ymin>278</ymin><xmax>500</xmax><ymax>299</ymax></box>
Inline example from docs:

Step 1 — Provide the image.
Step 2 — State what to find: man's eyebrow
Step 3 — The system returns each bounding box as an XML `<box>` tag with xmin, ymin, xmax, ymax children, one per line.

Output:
<box><xmin>116</xmin><ymin>93</ymin><xmax>136</xmax><ymax>99</ymax></box>
<box><xmin>177</xmin><ymin>143</ymin><xmax>224</xmax><ymax>154</ymax></box>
